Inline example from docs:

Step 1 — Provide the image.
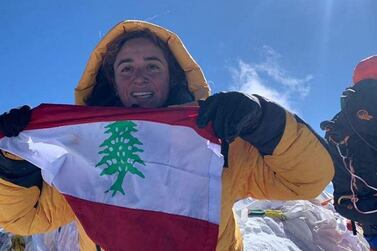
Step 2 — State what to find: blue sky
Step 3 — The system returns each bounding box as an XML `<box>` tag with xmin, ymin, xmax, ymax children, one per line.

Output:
<box><xmin>1</xmin><ymin>1</ymin><xmax>376</xmax><ymax>134</ymax></box>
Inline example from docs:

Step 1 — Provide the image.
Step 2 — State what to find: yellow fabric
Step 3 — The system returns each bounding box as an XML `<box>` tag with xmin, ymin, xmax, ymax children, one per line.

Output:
<box><xmin>0</xmin><ymin>20</ymin><xmax>334</xmax><ymax>251</ymax></box>
<box><xmin>0</xmin><ymin>179</ymin><xmax>74</xmax><ymax>235</ymax></box>
<box><xmin>0</xmin><ymin>179</ymin><xmax>94</xmax><ymax>250</ymax></box>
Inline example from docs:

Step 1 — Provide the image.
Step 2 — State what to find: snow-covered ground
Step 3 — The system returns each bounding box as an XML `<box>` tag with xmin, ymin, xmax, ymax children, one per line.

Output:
<box><xmin>233</xmin><ymin>192</ymin><xmax>370</xmax><ymax>251</ymax></box>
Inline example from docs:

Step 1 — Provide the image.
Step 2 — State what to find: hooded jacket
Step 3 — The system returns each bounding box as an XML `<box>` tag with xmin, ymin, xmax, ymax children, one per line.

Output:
<box><xmin>0</xmin><ymin>20</ymin><xmax>334</xmax><ymax>251</ymax></box>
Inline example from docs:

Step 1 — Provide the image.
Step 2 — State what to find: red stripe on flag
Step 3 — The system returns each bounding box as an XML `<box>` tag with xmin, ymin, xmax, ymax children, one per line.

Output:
<box><xmin>10</xmin><ymin>103</ymin><xmax>220</xmax><ymax>144</ymax></box>
<box><xmin>65</xmin><ymin>195</ymin><xmax>219</xmax><ymax>251</ymax></box>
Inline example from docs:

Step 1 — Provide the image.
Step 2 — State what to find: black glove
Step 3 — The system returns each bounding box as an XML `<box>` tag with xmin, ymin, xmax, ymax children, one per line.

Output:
<box><xmin>0</xmin><ymin>105</ymin><xmax>32</xmax><ymax>137</ymax></box>
<box><xmin>197</xmin><ymin>92</ymin><xmax>262</xmax><ymax>167</ymax></box>
<box><xmin>320</xmin><ymin>112</ymin><xmax>352</xmax><ymax>143</ymax></box>
<box><xmin>197</xmin><ymin>92</ymin><xmax>262</xmax><ymax>143</ymax></box>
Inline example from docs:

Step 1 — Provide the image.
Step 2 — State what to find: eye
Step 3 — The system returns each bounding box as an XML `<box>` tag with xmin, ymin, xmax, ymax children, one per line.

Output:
<box><xmin>121</xmin><ymin>65</ymin><xmax>133</xmax><ymax>73</ymax></box>
<box><xmin>147</xmin><ymin>63</ymin><xmax>161</xmax><ymax>72</ymax></box>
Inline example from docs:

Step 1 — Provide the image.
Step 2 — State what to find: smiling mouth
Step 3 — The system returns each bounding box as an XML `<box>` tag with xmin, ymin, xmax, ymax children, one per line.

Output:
<box><xmin>131</xmin><ymin>92</ymin><xmax>153</xmax><ymax>99</ymax></box>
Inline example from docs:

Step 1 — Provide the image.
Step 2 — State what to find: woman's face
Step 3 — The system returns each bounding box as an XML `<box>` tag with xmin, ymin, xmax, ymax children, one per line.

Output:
<box><xmin>113</xmin><ymin>38</ymin><xmax>170</xmax><ymax>108</ymax></box>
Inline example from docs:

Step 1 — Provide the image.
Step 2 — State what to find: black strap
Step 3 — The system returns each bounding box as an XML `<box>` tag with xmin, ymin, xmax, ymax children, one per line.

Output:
<box><xmin>95</xmin><ymin>244</ymin><xmax>101</xmax><ymax>251</ymax></box>
<box><xmin>351</xmin><ymin>220</ymin><xmax>357</xmax><ymax>235</ymax></box>
<box><xmin>221</xmin><ymin>141</ymin><xmax>229</xmax><ymax>168</ymax></box>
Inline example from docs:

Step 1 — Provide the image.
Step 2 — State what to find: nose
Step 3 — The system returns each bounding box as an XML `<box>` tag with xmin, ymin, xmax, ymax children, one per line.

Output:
<box><xmin>132</xmin><ymin>67</ymin><xmax>148</xmax><ymax>86</ymax></box>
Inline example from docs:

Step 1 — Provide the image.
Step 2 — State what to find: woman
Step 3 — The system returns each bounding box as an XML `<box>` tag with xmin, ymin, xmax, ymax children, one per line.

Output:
<box><xmin>0</xmin><ymin>20</ymin><xmax>334</xmax><ymax>250</ymax></box>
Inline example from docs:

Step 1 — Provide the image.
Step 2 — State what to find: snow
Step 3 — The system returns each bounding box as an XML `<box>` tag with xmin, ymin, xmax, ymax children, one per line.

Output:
<box><xmin>233</xmin><ymin>192</ymin><xmax>370</xmax><ymax>251</ymax></box>
<box><xmin>24</xmin><ymin>221</ymin><xmax>79</xmax><ymax>251</ymax></box>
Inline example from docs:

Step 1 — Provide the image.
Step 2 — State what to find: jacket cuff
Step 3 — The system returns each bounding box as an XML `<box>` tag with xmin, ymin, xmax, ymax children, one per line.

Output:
<box><xmin>240</xmin><ymin>95</ymin><xmax>286</xmax><ymax>155</ymax></box>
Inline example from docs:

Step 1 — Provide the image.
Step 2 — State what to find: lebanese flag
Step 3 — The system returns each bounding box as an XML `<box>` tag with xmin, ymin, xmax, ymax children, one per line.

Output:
<box><xmin>0</xmin><ymin>104</ymin><xmax>223</xmax><ymax>251</ymax></box>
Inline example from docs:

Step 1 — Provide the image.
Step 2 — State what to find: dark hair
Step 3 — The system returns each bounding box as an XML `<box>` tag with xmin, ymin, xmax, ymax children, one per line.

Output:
<box><xmin>85</xmin><ymin>29</ymin><xmax>193</xmax><ymax>107</ymax></box>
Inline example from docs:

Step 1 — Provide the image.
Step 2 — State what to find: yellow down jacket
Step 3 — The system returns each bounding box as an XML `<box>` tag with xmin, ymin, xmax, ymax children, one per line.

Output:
<box><xmin>0</xmin><ymin>20</ymin><xmax>334</xmax><ymax>251</ymax></box>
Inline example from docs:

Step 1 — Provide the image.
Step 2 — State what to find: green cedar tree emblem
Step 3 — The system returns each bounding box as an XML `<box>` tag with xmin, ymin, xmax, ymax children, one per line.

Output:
<box><xmin>96</xmin><ymin>121</ymin><xmax>146</xmax><ymax>196</ymax></box>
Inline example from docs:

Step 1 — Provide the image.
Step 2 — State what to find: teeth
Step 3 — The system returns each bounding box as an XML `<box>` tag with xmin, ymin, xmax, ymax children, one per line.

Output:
<box><xmin>132</xmin><ymin>92</ymin><xmax>153</xmax><ymax>98</ymax></box>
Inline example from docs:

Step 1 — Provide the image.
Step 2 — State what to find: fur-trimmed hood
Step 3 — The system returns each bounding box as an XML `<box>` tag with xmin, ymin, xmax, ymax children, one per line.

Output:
<box><xmin>74</xmin><ymin>20</ymin><xmax>210</xmax><ymax>105</ymax></box>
